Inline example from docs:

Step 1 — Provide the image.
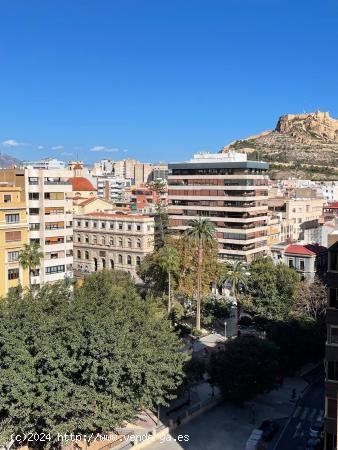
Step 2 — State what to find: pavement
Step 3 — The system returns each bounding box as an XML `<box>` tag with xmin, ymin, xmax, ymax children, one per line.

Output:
<box><xmin>273</xmin><ymin>380</ymin><xmax>324</xmax><ymax>450</ymax></box>
<box><xmin>145</xmin><ymin>375</ymin><xmax>309</xmax><ymax>450</ymax></box>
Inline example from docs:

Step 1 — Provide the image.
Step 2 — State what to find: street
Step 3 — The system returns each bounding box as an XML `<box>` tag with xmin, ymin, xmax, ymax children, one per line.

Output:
<box><xmin>273</xmin><ymin>381</ymin><xmax>324</xmax><ymax>450</ymax></box>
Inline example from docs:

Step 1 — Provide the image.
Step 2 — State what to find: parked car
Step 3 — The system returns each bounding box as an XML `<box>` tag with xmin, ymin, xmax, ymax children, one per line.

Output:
<box><xmin>259</xmin><ymin>420</ymin><xmax>279</xmax><ymax>441</ymax></box>
<box><xmin>305</xmin><ymin>437</ymin><xmax>321</xmax><ymax>449</ymax></box>
<box><xmin>309</xmin><ymin>417</ymin><xmax>324</xmax><ymax>438</ymax></box>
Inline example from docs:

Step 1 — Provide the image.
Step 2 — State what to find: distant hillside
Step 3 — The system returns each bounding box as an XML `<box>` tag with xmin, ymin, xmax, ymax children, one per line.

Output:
<box><xmin>0</xmin><ymin>152</ymin><xmax>22</xmax><ymax>168</ymax></box>
<box><xmin>221</xmin><ymin>111</ymin><xmax>338</xmax><ymax>180</ymax></box>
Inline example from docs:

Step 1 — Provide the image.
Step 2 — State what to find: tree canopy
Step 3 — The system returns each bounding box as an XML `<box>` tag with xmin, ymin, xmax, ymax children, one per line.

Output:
<box><xmin>0</xmin><ymin>271</ymin><xmax>186</xmax><ymax>446</ymax></box>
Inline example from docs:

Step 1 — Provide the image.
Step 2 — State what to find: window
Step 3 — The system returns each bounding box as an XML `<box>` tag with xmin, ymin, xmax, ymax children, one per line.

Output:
<box><xmin>136</xmin><ymin>224</ymin><xmax>141</xmax><ymax>231</ymax></box>
<box><xmin>99</xmin><ymin>251</ymin><xmax>106</xmax><ymax>257</ymax></box>
<box><xmin>330</xmin><ymin>251</ymin><xmax>338</xmax><ymax>271</ymax></box>
<box><xmin>110</xmin><ymin>223</ymin><xmax>114</xmax><ymax>229</ymax></box>
<box><xmin>127</xmin><ymin>238</ymin><xmax>132</xmax><ymax>248</ymax></box>
<box><xmin>327</xmin><ymin>398</ymin><xmax>337</xmax><ymax>419</ymax></box>
<box><xmin>85</xmin><ymin>251</ymin><xmax>89</xmax><ymax>260</ymax></box>
<box><xmin>28</xmin><ymin>177</ymin><xmax>39</xmax><ymax>185</ymax></box>
<box><xmin>77</xmin><ymin>221</ymin><xmax>81</xmax><ymax>227</ymax></box>
<box><xmin>118</xmin><ymin>223</ymin><xmax>123</xmax><ymax>230</ymax></box>
<box><xmin>102</xmin><ymin>258</ymin><xmax>106</xmax><ymax>268</ymax></box>
<box><xmin>4</xmin><ymin>194</ymin><xmax>11</xmax><ymax>203</ymax></box>
<box><xmin>8</xmin><ymin>251</ymin><xmax>20</xmax><ymax>262</ymax></box>
<box><xmin>93</xmin><ymin>221</ymin><xmax>97</xmax><ymax>228</ymax></box>
<box><xmin>85</xmin><ymin>235</ymin><xmax>89</xmax><ymax>243</ymax></box>
<box><xmin>329</xmin><ymin>288</ymin><xmax>338</xmax><ymax>308</ymax></box>
<box><xmin>77</xmin><ymin>250</ymin><xmax>82</xmax><ymax>259</ymax></box>
<box><xmin>44</xmin><ymin>192</ymin><xmax>64</xmax><ymax>200</ymax></box>
<box><xmin>136</xmin><ymin>239</ymin><xmax>141</xmax><ymax>248</ymax></box>
<box><xmin>119</xmin><ymin>237</ymin><xmax>123</xmax><ymax>247</ymax></box>
<box><xmin>136</xmin><ymin>256</ymin><xmax>141</xmax><ymax>266</ymax></box>
<box><xmin>5</xmin><ymin>214</ymin><xmax>20</xmax><ymax>223</ymax></box>
<box><xmin>110</xmin><ymin>238</ymin><xmax>114</xmax><ymax>246</ymax></box>
<box><xmin>50</xmin><ymin>252</ymin><xmax>58</xmax><ymax>259</ymax></box>
<box><xmin>127</xmin><ymin>255</ymin><xmax>132</xmax><ymax>265</ymax></box>
<box><xmin>85</xmin><ymin>221</ymin><xmax>89</xmax><ymax>228</ymax></box>
<box><xmin>29</xmin><ymin>193</ymin><xmax>39</xmax><ymax>200</ymax></box>
<box><xmin>118</xmin><ymin>254</ymin><xmax>123</xmax><ymax>264</ymax></box>
<box><xmin>31</xmin><ymin>238</ymin><xmax>40</xmax><ymax>244</ymax></box>
<box><xmin>77</xmin><ymin>235</ymin><xmax>81</xmax><ymax>243</ymax></box>
<box><xmin>101</xmin><ymin>237</ymin><xmax>105</xmax><ymax>245</ymax></box>
<box><xmin>5</xmin><ymin>231</ymin><xmax>21</xmax><ymax>242</ymax></box>
<box><xmin>101</xmin><ymin>222</ymin><xmax>106</xmax><ymax>229</ymax></box>
<box><xmin>329</xmin><ymin>326</ymin><xmax>338</xmax><ymax>345</ymax></box>
<box><xmin>29</xmin><ymin>208</ymin><xmax>39</xmax><ymax>215</ymax></box>
<box><xmin>46</xmin><ymin>222</ymin><xmax>64</xmax><ymax>230</ymax></box>
<box><xmin>299</xmin><ymin>259</ymin><xmax>305</xmax><ymax>271</ymax></box>
<box><xmin>127</xmin><ymin>223</ymin><xmax>132</xmax><ymax>231</ymax></box>
<box><xmin>45</xmin><ymin>265</ymin><xmax>65</xmax><ymax>274</ymax></box>
<box><xmin>327</xmin><ymin>361</ymin><xmax>338</xmax><ymax>381</ymax></box>
<box><xmin>29</xmin><ymin>223</ymin><xmax>40</xmax><ymax>230</ymax></box>
<box><xmin>93</xmin><ymin>235</ymin><xmax>97</xmax><ymax>244</ymax></box>
<box><xmin>288</xmin><ymin>258</ymin><xmax>294</xmax><ymax>268</ymax></box>
<box><xmin>8</xmin><ymin>268</ymin><xmax>19</xmax><ymax>280</ymax></box>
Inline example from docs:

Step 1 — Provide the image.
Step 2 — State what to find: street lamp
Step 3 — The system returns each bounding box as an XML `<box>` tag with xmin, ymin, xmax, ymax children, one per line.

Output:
<box><xmin>224</xmin><ymin>320</ymin><xmax>227</xmax><ymax>340</ymax></box>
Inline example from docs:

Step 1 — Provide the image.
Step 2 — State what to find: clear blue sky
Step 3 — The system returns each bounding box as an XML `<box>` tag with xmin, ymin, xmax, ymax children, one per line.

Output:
<box><xmin>0</xmin><ymin>0</ymin><xmax>337</xmax><ymax>164</ymax></box>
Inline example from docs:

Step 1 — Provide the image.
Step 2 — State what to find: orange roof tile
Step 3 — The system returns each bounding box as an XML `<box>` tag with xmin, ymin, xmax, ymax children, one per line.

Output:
<box><xmin>68</xmin><ymin>177</ymin><xmax>97</xmax><ymax>192</ymax></box>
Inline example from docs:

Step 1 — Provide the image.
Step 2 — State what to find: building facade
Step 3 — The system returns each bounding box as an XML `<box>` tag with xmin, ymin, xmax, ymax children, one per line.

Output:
<box><xmin>0</xmin><ymin>186</ymin><xmax>29</xmax><ymax>296</ymax></box>
<box><xmin>168</xmin><ymin>152</ymin><xmax>269</xmax><ymax>262</ymax></box>
<box><xmin>284</xmin><ymin>243</ymin><xmax>328</xmax><ymax>282</ymax></box>
<box><xmin>325</xmin><ymin>241</ymin><xmax>338</xmax><ymax>450</ymax></box>
<box><xmin>73</xmin><ymin>212</ymin><xmax>154</xmax><ymax>277</ymax></box>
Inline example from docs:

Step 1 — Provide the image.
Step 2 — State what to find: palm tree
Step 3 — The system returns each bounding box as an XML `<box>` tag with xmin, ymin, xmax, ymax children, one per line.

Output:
<box><xmin>19</xmin><ymin>242</ymin><xmax>43</xmax><ymax>289</ymax></box>
<box><xmin>184</xmin><ymin>218</ymin><xmax>216</xmax><ymax>330</ymax></box>
<box><xmin>157</xmin><ymin>245</ymin><xmax>180</xmax><ymax>313</ymax></box>
<box><xmin>224</xmin><ymin>260</ymin><xmax>248</xmax><ymax>305</ymax></box>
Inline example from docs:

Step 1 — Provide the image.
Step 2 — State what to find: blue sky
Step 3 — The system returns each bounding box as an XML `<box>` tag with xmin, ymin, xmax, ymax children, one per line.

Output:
<box><xmin>0</xmin><ymin>0</ymin><xmax>337</xmax><ymax>164</ymax></box>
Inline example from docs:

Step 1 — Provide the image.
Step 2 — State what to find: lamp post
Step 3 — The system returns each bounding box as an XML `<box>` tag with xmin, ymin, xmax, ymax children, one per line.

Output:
<box><xmin>224</xmin><ymin>320</ymin><xmax>227</xmax><ymax>340</ymax></box>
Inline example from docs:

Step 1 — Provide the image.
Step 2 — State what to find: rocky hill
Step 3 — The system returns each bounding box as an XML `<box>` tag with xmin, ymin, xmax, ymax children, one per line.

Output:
<box><xmin>0</xmin><ymin>152</ymin><xmax>21</xmax><ymax>168</ymax></box>
<box><xmin>221</xmin><ymin>111</ymin><xmax>338</xmax><ymax>180</ymax></box>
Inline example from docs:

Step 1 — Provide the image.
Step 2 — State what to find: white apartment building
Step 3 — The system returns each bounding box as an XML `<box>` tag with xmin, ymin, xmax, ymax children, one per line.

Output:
<box><xmin>95</xmin><ymin>176</ymin><xmax>132</xmax><ymax>202</ymax></box>
<box><xmin>0</xmin><ymin>168</ymin><xmax>74</xmax><ymax>286</ymax></box>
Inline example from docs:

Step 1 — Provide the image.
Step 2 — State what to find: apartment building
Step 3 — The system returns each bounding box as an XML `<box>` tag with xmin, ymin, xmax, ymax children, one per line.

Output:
<box><xmin>0</xmin><ymin>168</ymin><xmax>73</xmax><ymax>286</ymax></box>
<box><xmin>168</xmin><ymin>152</ymin><xmax>269</xmax><ymax>262</ymax></box>
<box><xmin>324</xmin><ymin>241</ymin><xmax>338</xmax><ymax>450</ymax></box>
<box><xmin>134</xmin><ymin>163</ymin><xmax>153</xmax><ymax>186</ymax></box>
<box><xmin>152</xmin><ymin>162</ymin><xmax>169</xmax><ymax>181</ymax></box>
<box><xmin>284</xmin><ymin>243</ymin><xmax>327</xmax><ymax>282</ymax></box>
<box><xmin>73</xmin><ymin>212</ymin><xmax>154</xmax><ymax>277</ymax></box>
<box><xmin>268</xmin><ymin>197</ymin><xmax>326</xmax><ymax>243</ymax></box>
<box><xmin>95</xmin><ymin>175</ymin><xmax>132</xmax><ymax>202</ymax></box>
<box><xmin>0</xmin><ymin>186</ymin><xmax>29</xmax><ymax>296</ymax></box>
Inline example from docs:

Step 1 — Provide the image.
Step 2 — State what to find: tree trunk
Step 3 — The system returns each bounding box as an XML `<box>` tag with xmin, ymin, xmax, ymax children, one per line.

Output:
<box><xmin>168</xmin><ymin>269</ymin><xmax>171</xmax><ymax>314</ymax></box>
<box><xmin>196</xmin><ymin>245</ymin><xmax>203</xmax><ymax>331</ymax></box>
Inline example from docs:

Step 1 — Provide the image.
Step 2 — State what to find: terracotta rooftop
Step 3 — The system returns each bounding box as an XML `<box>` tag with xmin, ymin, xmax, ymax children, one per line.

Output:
<box><xmin>285</xmin><ymin>243</ymin><xmax>327</xmax><ymax>256</ymax></box>
<box><xmin>68</xmin><ymin>177</ymin><xmax>97</xmax><ymax>192</ymax></box>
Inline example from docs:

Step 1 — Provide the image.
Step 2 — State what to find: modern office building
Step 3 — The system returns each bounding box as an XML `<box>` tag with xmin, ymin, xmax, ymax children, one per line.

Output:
<box><xmin>324</xmin><ymin>240</ymin><xmax>338</xmax><ymax>450</ymax></box>
<box><xmin>0</xmin><ymin>185</ymin><xmax>29</xmax><ymax>296</ymax></box>
<box><xmin>168</xmin><ymin>152</ymin><xmax>269</xmax><ymax>262</ymax></box>
<box><xmin>73</xmin><ymin>212</ymin><xmax>154</xmax><ymax>278</ymax></box>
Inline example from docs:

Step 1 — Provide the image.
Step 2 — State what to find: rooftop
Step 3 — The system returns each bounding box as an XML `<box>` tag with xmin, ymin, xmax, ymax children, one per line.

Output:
<box><xmin>68</xmin><ymin>177</ymin><xmax>97</xmax><ymax>192</ymax></box>
<box><xmin>84</xmin><ymin>212</ymin><xmax>151</xmax><ymax>220</ymax></box>
<box><xmin>285</xmin><ymin>243</ymin><xmax>327</xmax><ymax>256</ymax></box>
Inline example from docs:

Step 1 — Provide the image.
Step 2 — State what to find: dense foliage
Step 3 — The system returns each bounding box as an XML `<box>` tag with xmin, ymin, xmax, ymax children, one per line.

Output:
<box><xmin>0</xmin><ymin>271</ymin><xmax>186</xmax><ymax>446</ymax></box>
<box><xmin>208</xmin><ymin>337</ymin><xmax>279</xmax><ymax>404</ymax></box>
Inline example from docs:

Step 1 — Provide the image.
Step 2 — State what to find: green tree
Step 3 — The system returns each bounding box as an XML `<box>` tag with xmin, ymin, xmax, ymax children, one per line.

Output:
<box><xmin>18</xmin><ymin>242</ymin><xmax>43</xmax><ymax>289</ymax></box>
<box><xmin>223</xmin><ymin>261</ymin><xmax>248</xmax><ymax>306</ymax></box>
<box><xmin>245</xmin><ymin>258</ymin><xmax>299</xmax><ymax>321</ymax></box>
<box><xmin>147</xmin><ymin>179</ymin><xmax>169</xmax><ymax>249</ymax></box>
<box><xmin>183</xmin><ymin>218</ymin><xmax>217</xmax><ymax>331</ymax></box>
<box><xmin>208</xmin><ymin>337</ymin><xmax>279</xmax><ymax>405</ymax></box>
<box><xmin>157</xmin><ymin>245</ymin><xmax>180</xmax><ymax>312</ymax></box>
<box><xmin>0</xmin><ymin>271</ymin><xmax>186</xmax><ymax>447</ymax></box>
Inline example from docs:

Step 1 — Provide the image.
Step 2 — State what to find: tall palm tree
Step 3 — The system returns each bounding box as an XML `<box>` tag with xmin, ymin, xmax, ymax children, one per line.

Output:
<box><xmin>19</xmin><ymin>242</ymin><xmax>43</xmax><ymax>289</ymax></box>
<box><xmin>157</xmin><ymin>245</ymin><xmax>180</xmax><ymax>313</ymax></box>
<box><xmin>184</xmin><ymin>218</ymin><xmax>216</xmax><ymax>330</ymax></box>
<box><xmin>224</xmin><ymin>260</ymin><xmax>248</xmax><ymax>305</ymax></box>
